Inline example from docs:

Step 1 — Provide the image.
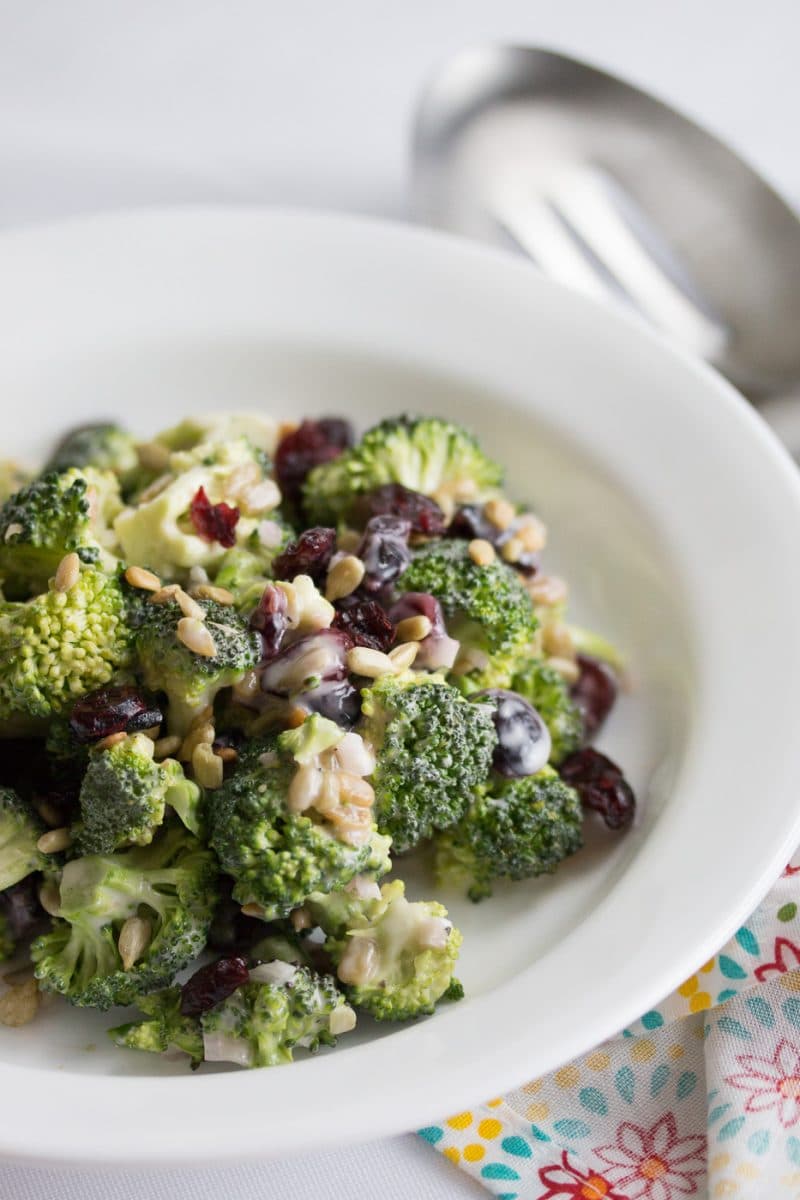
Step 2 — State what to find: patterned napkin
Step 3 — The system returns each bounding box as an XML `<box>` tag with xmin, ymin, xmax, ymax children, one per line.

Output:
<box><xmin>419</xmin><ymin>852</ymin><xmax>800</xmax><ymax>1198</ymax></box>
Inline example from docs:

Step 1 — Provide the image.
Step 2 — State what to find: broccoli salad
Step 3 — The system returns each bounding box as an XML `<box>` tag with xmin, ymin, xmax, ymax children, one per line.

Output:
<box><xmin>0</xmin><ymin>412</ymin><xmax>635</xmax><ymax>1068</ymax></box>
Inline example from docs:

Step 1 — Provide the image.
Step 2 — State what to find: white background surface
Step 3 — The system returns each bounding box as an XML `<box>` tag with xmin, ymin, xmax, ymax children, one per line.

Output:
<box><xmin>0</xmin><ymin>2</ymin><xmax>797</xmax><ymax>1196</ymax></box>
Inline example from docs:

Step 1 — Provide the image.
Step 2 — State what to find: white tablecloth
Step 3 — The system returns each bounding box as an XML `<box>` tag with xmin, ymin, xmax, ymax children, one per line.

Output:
<box><xmin>0</xmin><ymin>2</ymin><xmax>797</xmax><ymax>1194</ymax></box>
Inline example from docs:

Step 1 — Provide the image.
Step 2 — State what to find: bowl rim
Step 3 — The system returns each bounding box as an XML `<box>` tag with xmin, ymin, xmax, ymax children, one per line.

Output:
<box><xmin>1</xmin><ymin>205</ymin><xmax>800</xmax><ymax>1166</ymax></box>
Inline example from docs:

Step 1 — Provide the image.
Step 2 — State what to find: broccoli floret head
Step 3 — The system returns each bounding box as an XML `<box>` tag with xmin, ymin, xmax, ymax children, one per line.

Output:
<box><xmin>359</xmin><ymin>673</ymin><xmax>496</xmax><ymax>853</ymax></box>
<box><xmin>31</xmin><ymin>826</ymin><xmax>218</xmax><ymax>1009</ymax></box>
<box><xmin>306</xmin><ymin>879</ymin><xmax>462</xmax><ymax>1021</ymax></box>
<box><xmin>0</xmin><ymin>468</ymin><xmax>121</xmax><ymax>599</ymax></box>
<box><xmin>208</xmin><ymin>734</ymin><xmax>391</xmax><ymax>920</ymax></box>
<box><xmin>0</xmin><ymin>787</ymin><xmax>46</xmax><ymax>891</ymax></box>
<box><xmin>201</xmin><ymin>966</ymin><xmax>352</xmax><ymax>1066</ymax></box>
<box><xmin>398</xmin><ymin>538</ymin><xmax>538</xmax><ymax>665</ymax></box>
<box><xmin>510</xmin><ymin>659</ymin><xmax>583</xmax><ymax>765</ymax></box>
<box><xmin>46</xmin><ymin>423</ymin><xmax>139</xmax><ymax>483</ymax></box>
<box><xmin>0</xmin><ymin>566</ymin><xmax>133</xmax><ymax>721</ymax></box>
<box><xmin>75</xmin><ymin>733</ymin><xmax>202</xmax><ymax>854</ymax></box>
<box><xmin>133</xmin><ymin>595</ymin><xmax>260</xmax><ymax>736</ymax></box>
<box><xmin>304</xmin><ymin>415</ymin><xmax>503</xmax><ymax>525</ymax></box>
<box><xmin>107</xmin><ymin>985</ymin><xmax>204</xmax><ymax>1066</ymax></box>
<box><xmin>110</xmin><ymin>962</ymin><xmax>355</xmax><ymax>1068</ymax></box>
<box><xmin>435</xmin><ymin>766</ymin><xmax>583</xmax><ymax>901</ymax></box>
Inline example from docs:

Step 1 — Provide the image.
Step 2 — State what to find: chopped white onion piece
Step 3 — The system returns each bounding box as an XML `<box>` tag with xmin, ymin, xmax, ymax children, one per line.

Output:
<box><xmin>202</xmin><ymin>1031</ymin><xmax>253</xmax><ymax>1067</ymax></box>
<box><xmin>417</xmin><ymin>917</ymin><xmax>451</xmax><ymax>950</ymax></box>
<box><xmin>249</xmin><ymin>960</ymin><xmax>298</xmax><ymax>986</ymax></box>
<box><xmin>417</xmin><ymin>635</ymin><xmax>460</xmax><ymax>671</ymax></box>
<box><xmin>345</xmin><ymin>875</ymin><xmax>382</xmax><ymax>901</ymax></box>
<box><xmin>257</xmin><ymin>519</ymin><xmax>285</xmax><ymax>548</ymax></box>
<box><xmin>329</xmin><ymin>1005</ymin><xmax>357</xmax><ymax>1036</ymax></box>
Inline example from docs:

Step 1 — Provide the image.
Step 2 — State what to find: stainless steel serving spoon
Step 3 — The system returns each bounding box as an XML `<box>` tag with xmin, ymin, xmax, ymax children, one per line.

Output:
<box><xmin>411</xmin><ymin>45</ymin><xmax>800</xmax><ymax>417</ymax></box>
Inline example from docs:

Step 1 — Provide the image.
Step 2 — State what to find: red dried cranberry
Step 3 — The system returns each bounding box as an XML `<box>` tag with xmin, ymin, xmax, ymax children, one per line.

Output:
<box><xmin>272</xmin><ymin>527</ymin><xmax>336</xmax><ymax>583</ymax></box>
<box><xmin>179</xmin><ymin>954</ymin><xmax>250</xmax><ymax>1017</ymax></box>
<box><xmin>448</xmin><ymin>504</ymin><xmax>496</xmax><ymax>543</ymax></box>
<box><xmin>250</xmin><ymin>583</ymin><xmax>289</xmax><ymax>660</ymax></box>
<box><xmin>69</xmin><ymin>685</ymin><xmax>164</xmax><ymax>744</ymax></box>
<box><xmin>357</xmin><ymin>515</ymin><xmax>412</xmax><ymax>593</ymax></box>
<box><xmin>559</xmin><ymin>747</ymin><xmax>636</xmax><ymax>830</ymax></box>
<box><xmin>274</xmin><ymin>418</ymin><xmax>354</xmax><ymax>508</ymax></box>
<box><xmin>473</xmin><ymin>688</ymin><xmax>551</xmax><ymax>777</ymax></box>
<box><xmin>571</xmin><ymin>655</ymin><xmax>618</xmax><ymax>741</ymax></box>
<box><xmin>333</xmin><ymin>598</ymin><xmax>396</xmax><ymax>651</ymax></box>
<box><xmin>356</xmin><ymin>484</ymin><xmax>446</xmax><ymax>537</ymax></box>
<box><xmin>189</xmin><ymin>486</ymin><xmax>240</xmax><ymax>548</ymax></box>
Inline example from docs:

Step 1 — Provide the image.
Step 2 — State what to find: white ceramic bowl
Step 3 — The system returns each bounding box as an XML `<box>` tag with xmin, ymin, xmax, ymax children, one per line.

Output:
<box><xmin>1</xmin><ymin>208</ymin><xmax>800</xmax><ymax>1167</ymax></box>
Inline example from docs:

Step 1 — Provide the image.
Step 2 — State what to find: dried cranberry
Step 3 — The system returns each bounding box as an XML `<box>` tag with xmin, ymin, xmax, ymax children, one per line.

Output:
<box><xmin>333</xmin><ymin>599</ymin><xmax>395</xmax><ymax>652</ymax></box>
<box><xmin>272</xmin><ymin>527</ymin><xmax>336</xmax><ymax>583</ymax></box>
<box><xmin>474</xmin><ymin>688</ymin><xmax>552</xmax><ymax>777</ymax></box>
<box><xmin>179</xmin><ymin>954</ymin><xmax>250</xmax><ymax>1017</ymax></box>
<box><xmin>189</xmin><ymin>486</ymin><xmax>240</xmax><ymax>548</ymax></box>
<box><xmin>357</xmin><ymin>515</ymin><xmax>412</xmax><ymax>593</ymax></box>
<box><xmin>448</xmin><ymin>504</ymin><xmax>496</xmax><ymax>543</ymax></box>
<box><xmin>0</xmin><ymin>878</ymin><xmax>49</xmax><ymax>944</ymax></box>
<box><xmin>355</xmin><ymin>484</ymin><xmax>446</xmax><ymax>537</ymax></box>
<box><xmin>559</xmin><ymin>747</ymin><xmax>636</xmax><ymax>830</ymax></box>
<box><xmin>571</xmin><ymin>655</ymin><xmax>618</xmax><ymax>741</ymax></box>
<box><xmin>69</xmin><ymin>685</ymin><xmax>163</xmax><ymax>744</ymax></box>
<box><xmin>250</xmin><ymin>584</ymin><xmax>289</xmax><ymax>661</ymax></box>
<box><xmin>274</xmin><ymin>418</ymin><xmax>354</xmax><ymax>508</ymax></box>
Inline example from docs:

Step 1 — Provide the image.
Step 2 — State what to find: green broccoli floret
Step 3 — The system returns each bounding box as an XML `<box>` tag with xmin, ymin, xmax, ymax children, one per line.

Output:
<box><xmin>398</xmin><ymin>538</ymin><xmax>538</xmax><ymax>668</ymax></box>
<box><xmin>359</xmin><ymin>673</ymin><xmax>496</xmax><ymax>853</ymax></box>
<box><xmin>435</xmin><ymin>766</ymin><xmax>583</xmax><ymax>901</ymax></box>
<box><xmin>46</xmin><ymin>423</ymin><xmax>139</xmax><ymax>484</ymax></box>
<box><xmin>0</xmin><ymin>468</ymin><xmax>121</xmax><ymax>599</ymax></box>
<box><xmin>133</xmin><ymin>595</ymin><xmax>260</xmax><ymax>736</ymax></box>
<box><xmin>0</xmin><ymin>566</ymin><xmax>133</xmax><ymax>721</ymax></box>
<box><xmin>107</xmin><ymin>985</ymin><xmax>204</xmax><ymax>1065</ymax></box>
<box><xmin>305</xmin><ymin>879</ymin><xmax>462</xmax><ymax>1021</ymax></box>
<box><xmin>0</xmin><ymin>788</ymin><xmax>46</xmax><ymax>891</ymax></box>
<box><xmin>75</xmin><ymin>733</ymin><xmax>202</xmax><ymax>854</ymax></box>
<box><xmin>511</xmin><ymin>659</ymin><xmax>583</xmax><ymax>765</ymax></box>
<box><xmin>110</xmin><ymin>962</ymin><xmax>355</xmax><ymax>1068</ymax></box>
<box><xmin>304</xmin><ymin>415</ymin><xmax>503</xmax><ymax>524</ymax></box>
<box><xmin>208</xmin><ymin>734</ymin><xmax>391</xmax><ymax>920</ymax></box>
<box><xmin>31</xmin><ymin>826</ymin><xmax>218</xmax><ymax>1009</ymax></box>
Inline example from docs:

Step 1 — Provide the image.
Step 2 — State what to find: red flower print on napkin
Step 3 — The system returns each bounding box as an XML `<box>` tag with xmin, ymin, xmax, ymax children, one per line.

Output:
<box><xmin>754</xmin><ymin>937</ymin><xmax>800</xmax><ymax>983</ymax></box>
<box><xmin>593</xmin><ymin>1113</ymin><xmax>705</xmax><ymax>1200</ymax></box>
<box><xmin>538</xmin><ymin>1149</ymin><xmax>627</xmax><ymax>1198</ymax></box>
<box><xmin>727</xmin><ymin>1037</ymin><xmax>800</xmax><ymax>1127</ymax></box>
